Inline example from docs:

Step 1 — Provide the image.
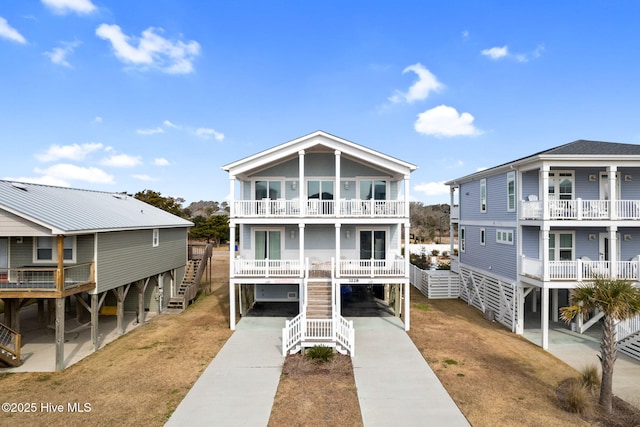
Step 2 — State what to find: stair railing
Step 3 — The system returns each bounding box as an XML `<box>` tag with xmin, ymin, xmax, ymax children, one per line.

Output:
<box><xmin>0</xmin><ymin>323</ymin><xmax>21</xmax><ymax>366</ymax></box>
<box><xmin>616</xmin><ymin>313</ymin><xmax>640</xmax><ymax>342</ymax></box>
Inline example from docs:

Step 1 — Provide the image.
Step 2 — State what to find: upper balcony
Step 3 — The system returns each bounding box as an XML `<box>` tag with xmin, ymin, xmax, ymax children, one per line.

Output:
<box><xmin>521</xmin><ymin>256</ymin><xmax>640</xmax><ymax>282</ymax></box>
<box><xmin>520</xmin><ymin>199</ymin><xmax>640</xmax><ymax>221</ymax></box>
<box><xmin>0</xmin><ymin>263</ymin><xmax>96</xmax><ymax>298</ymax></box>
<box><xmin>232</xmin><ymin>198</ymin><xmax>406</xmax><ymax>219</ymax></box>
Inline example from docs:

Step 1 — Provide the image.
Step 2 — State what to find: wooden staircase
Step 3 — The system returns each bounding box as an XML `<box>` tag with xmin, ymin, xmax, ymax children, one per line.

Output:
<box><xmin>167</xmin><ymin>259</ymin><xmax>201</xmax><ymax>310</ymax></box>
<box><xmin>618</xmin><ymin>331</ymin><xmax>640</xmax><ymax>361</ymax></box>
<box><xmin>306</xmin><ymin>280</ymin><xmax>332</xmax><ymax>319</ymax></box>
<box><xmin>0</xmin><ymin>322</ymin><xmax>21</xmax><ymax>367</ymax></box>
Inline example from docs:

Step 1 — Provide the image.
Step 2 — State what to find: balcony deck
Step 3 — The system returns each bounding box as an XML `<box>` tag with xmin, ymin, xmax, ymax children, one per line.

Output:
<box><xmin>232</xmin><ymin>257</ymin><xmax>406</xmax><ymax>279</ymax></box>
<box><xmin>0</xmin><ymin>263</ymin><xmax>95</xmax><ymax>298</ymax></box>
<box><xmin>232</xmin><ymin>199</ymin><xmax>406</xmax><ymax>218</ymax></box>
<box><xmin>521</xmin><ymin>256</ymin><xmax>640</xmax><ymax>282</ymax></box>
<box><xmin>521</xmin><ymin>199</ymin><xmax>640</xmax><ymax>220</ymax></box>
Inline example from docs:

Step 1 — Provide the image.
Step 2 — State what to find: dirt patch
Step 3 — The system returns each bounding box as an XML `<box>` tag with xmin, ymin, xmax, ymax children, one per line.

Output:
<box><xmin>268</xmin><ymin>353</ymin><xmax>363</xmax><ymax>427</ymax></box>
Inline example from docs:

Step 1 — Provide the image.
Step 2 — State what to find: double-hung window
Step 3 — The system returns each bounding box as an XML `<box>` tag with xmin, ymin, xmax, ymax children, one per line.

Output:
<box><xmin>507</xmin><ymin>172</ymin><xmax>516</xmax><ymax>212</ymax></box>
<box><xmin>34</xmin><ymin>236</ymin><xmax>75</xmax><ymax>263</ymax></box>
<box><xmin>480</xmin><ymin>179</ymin><xmax>487</xmax><ymax>212</ymax></box>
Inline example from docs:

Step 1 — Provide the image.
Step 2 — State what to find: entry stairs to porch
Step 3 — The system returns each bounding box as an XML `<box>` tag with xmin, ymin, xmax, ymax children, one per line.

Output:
<box><xmin>617</xmin><ymin>314</ymin><xmax>640</xmax><ymax>361</ymax></box>
<box><xmin>167</xmin><ymin>244</ymin><xmax>213</xmax><ymax>311</ymax></box>
<box><xmin>282</xmin><ymin>259</ymin><xmax>355</xmax><ymax>356</ymax></box>
<box><xmin>0</xmin><ymin>322</ymin><xmax>21</xmax><ymax>367</ymax></box>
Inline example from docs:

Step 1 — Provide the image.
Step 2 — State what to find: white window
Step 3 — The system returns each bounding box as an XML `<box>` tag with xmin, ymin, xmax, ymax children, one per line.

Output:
<box><xmin>549</xmin><ymin>232</ymin><xmax>574</xmax><ymax>261</ymax></box>
<box><xmin>548</xmin><ymin>171</ymin><xmax>574</xmax><ymax>200</ymax></box>
<box><xmin>359</xmin><ymin>180</ymin><xmax>387</xmax><ymax>200</ymax></box>
<box><xmin>460</xmin><ymin>227</ymin><xmax>466</xmax><ymax>252</ymax></box>
<box><xmin>480</xmin><ymin>228</ymin><xmax>486</xmax><ymax>246</ymax></box>
<box><xmin>254</xmin><ymin>230</ymin><xmax>282</xmax><ymax>259</ymax></box>
<box><xmin>152</xmin><ymin>229</ymin><xmax>159</xmax><ymax>247</ymax></box>
<box><xmin>507</xmin><ymin>172</ymin><xmax>516</xmax><ymax>212</ymax></box>
<box><xmin>496</xmin><ymin>229</ymin><xmax>514</xmax><ymax>245</ymax></box>
<box><xmin>34</xmin><ymin>236</ymin><xmax>76</xmax><ymax>263</ymax></box>
<box><xmin>255</xmin><ymin>180</ymin><xmax>282</xmax><ymax>200</ymax></box>
<box><xmin>480</xmin><ymin>178</ymin><xmax>487</xmax><ymax>213</ymax></box>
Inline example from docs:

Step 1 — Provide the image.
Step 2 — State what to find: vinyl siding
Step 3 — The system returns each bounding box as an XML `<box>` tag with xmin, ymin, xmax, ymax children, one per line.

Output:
<box><xmin>521</xmin><ymin>170</ymin><xmax>539</xmax><ymax>200</ymax></box>
<box><xmin>0</xmin><ymin>209</ymin><xmax>51</xmax><ymax>236</ymax></box>
<box><xmin>460</xmin><ymin>225</ymin><xmax>517</xmax><ymax>279</ymax></box>
<box><xmin>459</xmin><ymin>172</ymin><xmax>517</xmax><ymax>222</ymax></box>
<box><xmin>95</xmin><ymin>227</ymin><xmax>188</xmax><ymax>293</ymax></box>
<box><xmin>7</xmin><ymin>234</ymin><xmax>94</xmax><ymax>267</ymax></box>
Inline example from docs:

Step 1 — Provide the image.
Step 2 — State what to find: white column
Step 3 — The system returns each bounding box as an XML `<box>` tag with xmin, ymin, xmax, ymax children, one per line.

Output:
<box><xmin>404</xmin><ymin>174</ymin><xmax>411</xmax><ymax>279</ymax></box>
<box><xmin>541</xmin><ymin>167</ymin><xmax>550</xmax><ymax>220</ymax></box>
<box><xmin>541</xmin><ymin>227</ymin><xmax>550</xmax><ymax>282</ymax></box>
<box><xmin>229</xmin><ymin>222</ymin><xmax>236</xmax><ymax>330</ymax></box>
<box><xmin>610</xmin><ymin>225</ymin><xmax>618</xmax><ymax>278</ymax></box>
<box><xmin>552</xmin><ymin>288</ymin><xmax>559</xmax><ymax>322</ymax></box>
<box><xmin>541</xmin><ymin>287</ymin><xmax>549</xmax><ymax>349</ymax></box>
<box><xmin>299</xmin><ymin>224</ymin><xmax>305</xmax><ymax>313</ymax></box>
<box><xmin>298</xmin><ymin>150</ymin><xmax>305</xmax><ymax>216</ymax></box>
<box><xmin>450</xmin><ymin>187</ymin><xmax>456</xmax><ymax>255</ymax></box>
<box><xmin>335</xmin><ymin>224</ymin><xmax>341</xmax><ymax>278</ymax></box>
<box><xmin>609</xmin><ymin>166</ymin><xmax>618</xmax><ymax>220</ymax></box>
<box><xmin>335</xmin><ymin>150</ymin><xmax>341</xmax><ymax>216</ymax></box>
<box><xmin>404</xmin><ymin>280</ymin><xmax>410</xmax><ymax>331</ymax></box>
<box><xmin>229</xmin><ymin>175</ymin><xmax>236</xmax><ymax>217</ymax></box>
<box><xmin>515</xmin><ymin>285</ymin><xmax>524</xmax><ymax>334</ymax></box>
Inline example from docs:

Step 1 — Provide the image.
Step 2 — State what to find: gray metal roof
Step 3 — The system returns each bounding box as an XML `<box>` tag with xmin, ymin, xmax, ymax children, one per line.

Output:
<box><xmin>0</xmin><ymin>180</ymin><xmax>193</xmax><ymax>234</ymax></box>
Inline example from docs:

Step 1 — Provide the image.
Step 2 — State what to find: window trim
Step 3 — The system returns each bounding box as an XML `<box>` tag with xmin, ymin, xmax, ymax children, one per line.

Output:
<box><xmin>496</xmin><ymin>229</ymin><xmax>514</xmax><ymax>245</ymax></box>
<box><xmin>480</xmin><ymin>178</ymin><xmax>487</xmax><ymax>213</ymax></box>
<box><xmin>33</xmin><ymin>236</ymin><xmax>77</xmax><ymax>264</ymax></box>
<box><xmin>507</xmin><ymin>171</ymin><xmax>516</xmax><ymax>212</ymax></box>
<box><xmin>548</xmin><ymin>230</ymin><xmax>575</xmax><ymax>261</ymax></box>
<box><xmin>480</xmin><ymin>228</ymin><xmax>486</xmax><ymax>246</ymax></box>
<box><xmin>152</xmin><ymin>229</ymin><xmax>160</xmax><ymax>247</ymax></box>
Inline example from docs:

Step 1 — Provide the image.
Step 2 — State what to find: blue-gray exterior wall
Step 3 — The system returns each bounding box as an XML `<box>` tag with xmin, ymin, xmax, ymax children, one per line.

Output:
<box><xmin>460</xmin><ymin>224</ymin><xmax>517</xmax><ymax>279</ymax></box>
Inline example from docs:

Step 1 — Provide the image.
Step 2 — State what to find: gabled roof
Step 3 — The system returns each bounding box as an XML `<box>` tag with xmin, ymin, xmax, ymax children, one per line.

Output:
<box><xmin>446</xmin><ymin>139</ymin><xmax>640</xmax><ymax>185</ymax></box>
<box><xmin>222</xmin><ymin>130</ymin><xmax>417</xmax><ymax>179</ymax></box>
<box><xmin>0</xmin><ymin>180</ymin><xmax>193</xmax><ymax>235</ymax></box>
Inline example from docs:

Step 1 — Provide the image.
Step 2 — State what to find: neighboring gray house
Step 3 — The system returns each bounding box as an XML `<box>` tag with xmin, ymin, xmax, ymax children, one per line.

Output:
<box><xmin>446</xmin><ymin>140</ymin><xmax>640</xmax><ymax>360</ymax></box>
<box><xmin>0</xmin><ymin>181</ymin><xmax>193</xmax><ymax>370</ymax></box>
<box><xmin>223</xmin><ymin>131</ymin><xmax>417</xmax><ymax>355</ymax></box>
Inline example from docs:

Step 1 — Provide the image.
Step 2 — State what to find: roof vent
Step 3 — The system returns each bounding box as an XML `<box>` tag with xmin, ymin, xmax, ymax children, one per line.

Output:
<box><xmin>112</xmin><ymin>193</ymin><xmax>127</xmax><ymax>200</ymax></box>
<box><xmin>11</xmin><ymin>182</ymin><xmax>27</xmax><ymax>191</ymax></box>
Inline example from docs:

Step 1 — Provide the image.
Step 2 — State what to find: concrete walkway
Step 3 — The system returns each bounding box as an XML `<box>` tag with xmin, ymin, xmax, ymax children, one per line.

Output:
<box><xmin>165</xmin><ymin>317</ymin><xmax>285</xmax><ymax>427</ymax></box>
<box><xmin>352</xmin><ymin>317</ymin><xmax>470</xmax><ymax>426</ymax></box>
<box><xmin>166</xmin><ymin>316</ymin><xmax>470</xmax><ymax>427</ymax></box>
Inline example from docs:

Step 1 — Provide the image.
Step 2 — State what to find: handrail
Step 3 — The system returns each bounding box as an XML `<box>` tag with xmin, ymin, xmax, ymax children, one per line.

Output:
<box><xmin>616</xmin><ymin>314</ymin><xmax>640</xmax><ymax>342</ymax></box>
<box><xmin>0</xmin><ymin>322</ymin><xmax>21</xmax><ymax>366</ymax></box>
<box><xmin>184</xmin><ymin>243</ymin><xmax>213</xmax><ymax>304</ymax></box>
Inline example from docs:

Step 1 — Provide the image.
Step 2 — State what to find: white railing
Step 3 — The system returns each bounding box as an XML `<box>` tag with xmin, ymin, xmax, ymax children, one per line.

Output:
<box><xmin>616</xmin><ymin>314</ymin><xmax>640</xmax><ymax>342</ymax></box>
<box><xmin>281</xmin><ymin>312</ymin><xmax>355</xmax><ymax>356</ymax></box>
<box><xmin>521</xmin><ymin>256</ymin><xmax>640</xmax><ymax>281</ymax></box>
<box><xmin>521</xmin><ymin>198</ymin><xmax>640</xmax><ymax>220</ymax></box>
<box><xmin>338</xmin><ymin>258</ymin><xmax>405</xmax><ymax>277</ymax></box>
<box><xmin>232</xmin><ymin>198</ymin><xmax>405</xmax><ymax>218</ymax></box>
<box><xmin>233</xmin><ymin>258</ymin><xmax>302</xmax><ymax>277</ymax></box>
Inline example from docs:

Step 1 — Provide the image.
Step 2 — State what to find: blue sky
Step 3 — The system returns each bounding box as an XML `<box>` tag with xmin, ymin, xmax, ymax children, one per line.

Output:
<box><xmin>2</xmin><ymin>1</ymin><xmax>640</xmax><ymax>207</ymax></box>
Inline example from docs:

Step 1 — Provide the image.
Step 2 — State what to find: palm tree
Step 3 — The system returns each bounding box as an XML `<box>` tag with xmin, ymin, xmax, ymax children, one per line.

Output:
<box><xmin>560</xmin><ymin>278</ymin><xmax>640</xmax><ymax>414</ymax></box>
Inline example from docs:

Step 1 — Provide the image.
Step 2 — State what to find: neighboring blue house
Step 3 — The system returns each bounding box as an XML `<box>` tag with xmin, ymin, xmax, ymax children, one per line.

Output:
<box><xmin>446</xmin><ymin>140</ymin><xmax>640</xmax><ymax>358</ymax></box>
<box><xmin>223</xmin><ymin>131</ymin><xmax>417</xmax><ymax>355</ymax></box>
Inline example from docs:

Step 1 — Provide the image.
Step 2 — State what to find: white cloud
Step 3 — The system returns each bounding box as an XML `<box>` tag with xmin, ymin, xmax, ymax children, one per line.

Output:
<box><xmin>481</xmin><ymin>45</ymin><xmax>508</xmax><ymax>60</ymax></box>
<box><xmin>389</xmin><ymin>63</ymin><xmax>443</xmax><ymax>104</ymax></box>
<box><xmin>481</xmin><ymin>44</ymin><xmax>544</xmax><ymax>62</ymax></box>
<box><xmin>414</xmin><ymin>105</ymin><xmax>482</xmax><ymax>138</ymax></box>
<box><xmin>92</xmin><ymin>116</ymin><xmax>103</xmax><ymax>123</ymax></box>
<box><xmin>163</xmin><ymin>119</ymin><xmax>178</xmax><ymax>128</ymax></box>
<box><xmin>195</xmin><ymin>128</ymin><xmax>224</xmax><ymax>141</ymax></box>
<box><xmin>45</xmin><ymin>40</ymin><xmax>81</xmax><ymax>67</ymax></box>
<box><xmin>35</xmin><ymin>164</ymin><xmax>114</xmax><ymax>183</ymax></box>
<box><xmin>132</xmin><ymin>174</ymin><xmax>158</xmax><ymax>181</ymax></box>
<box><xmin>136</xmin><ymin>127</ymin><xmax>164</xmax><ymax>135</ymax></box>
<box><xmin>36</xmin><ymin>142</ymin><xmax>104</xmax><ymax>162</ymax></box>
<box><xmin>0</xmin><ymin>17</ymin><xmax>27</xmax><ymax>44</ymax></box>
<box><xmin>414</xmin><ymin>181</ymin><xmax>449</xmax><ymax>197</ymax></box>
<box><xmin>154</xmin><ymin>158</ymin><xmax>170</xmax><ymax>166</ymax></box>
<box><xmin>95</xmin><ymin>24</ymin><xmax>200</xmax><ymax>74</ymax></box>
<box><xmin>41</xmin><ymin>0</ymin><xmax>96</xmax><ymax>15</ymax></box>
<box><xmin>100</xmin><ymin>154</ymin><xmax>142</xmax><ymax>167</ymax></box>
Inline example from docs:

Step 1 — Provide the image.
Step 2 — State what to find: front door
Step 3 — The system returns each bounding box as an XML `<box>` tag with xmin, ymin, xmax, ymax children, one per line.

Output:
<box><xmin>359</xmin><ymin>230</ymin><xmax>386</xmax><ymax>260</ymax></box>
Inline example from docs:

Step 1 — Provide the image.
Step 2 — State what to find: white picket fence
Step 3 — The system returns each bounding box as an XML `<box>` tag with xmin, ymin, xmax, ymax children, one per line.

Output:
<box><xmin>409</xmin><ymin>264</ymin><xmax>460</xmax><ymax>299</ymax></box>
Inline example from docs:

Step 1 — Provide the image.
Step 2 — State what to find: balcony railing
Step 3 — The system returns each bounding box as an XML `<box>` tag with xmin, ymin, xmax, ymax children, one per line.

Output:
<box><xmin>0</xmin><ymin>263</ymin><xmax>95</xmax><ymax>292</ymax></box>
<box><xmin>520</xmin><ymin>256</ymin><xmax>640</xmax><ymax>281</ymax></box>
<box><xmin>520</xmin><ymin>199</ymin><xmax>640</xmax><ymax>220</ymax></box>
<box><xmin>233</xmin><ymin>257</ymin><xmax>406</xmax><ymax>278</ymax></box>
<box><xmin>232</xmin><ymin>199</ymin><xmax>406</xmax><ymax>218</ymax></box>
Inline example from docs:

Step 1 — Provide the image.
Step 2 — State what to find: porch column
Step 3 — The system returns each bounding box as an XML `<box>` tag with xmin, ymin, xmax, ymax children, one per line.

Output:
<box><xmin>299</xmin><ymin>224</ymin><xmax>306</xmax><ymax>314</ymax></box>
<box><xmin>298</xmin><ymin>150</ymin><xmax>305</xmax><ymax>216</ymax></box>
<box><xmin>541</xmin><ymin>167</ymin><xmax>550</xmax><ymax>220</ymax></box>
<box><xmin>335</xmin><ymin>150</ymin><xmax>341</xmax><ymax>215</ymax></box>
<box><xmin>335</xmin><ymin>224</ymin><xmax>341</xmax><ymax>278</ymax></box>
<box><xmin>229</xmin><ymin>175</ymin><xmax>236</xmax><ymax>217</ymax></box>
<box><xmin>541</xmin><ymin>227</ymin><xmax>550</xmax><ymax>282</ymax></box>
<box><xmin>91</xmin><ymin>293</ymin><xmax>98</xmax><ymax>352</ymax></box>
<box><xmin>541</xmin><ymin>287</ymin><xmax>549</xmax><ymax>350</ymax></box>
<box><xmin>449</xmin><ymin>187</ymin><xmax>456</xmax><ymax>255</ymax></box>
<box><xmin>404</xmin><ymin>279</ymin><xmax>410</xmax><ymax>331</ymax></box>
<box><xmin>229</xmin><ymin>279</ymin><xmax>236</xmax><ymax>330</ymax></box>
<box><xmin>404</xmin><ymin>174</ymin><xmax>411</xmax><ymax>277</ymax></box>
<box><xmin>56</xmin><ymin>235</ymin><xmax>65</xmax><ymax>293</ymax></box>
<box><xmin>55</xmin><ymin>296</ymin><xmax>65</xmax><ymax>371</ymax></box>
<box><xmin>552</xmin><ymin>288</ymin><xmax>559</xmax><ymax>322</ymax></box>
<box><xmin>515</xmin><ymin>284</ymin><xmax>525</xmax><ymax>334</ymax></box>
<box><xmin>229</xmin><ymin>218</ymin><xmax>236</xmax><ymax>331</ymax></box>
<box><xmin>610</xmin><ymin>225</ymin><xmax>618</xmax><ymax>278</ymax></box>
<box><xmin>608</xmin><ymin>166</ymin><xmax>618</xmax><ymax>220</ymax></box>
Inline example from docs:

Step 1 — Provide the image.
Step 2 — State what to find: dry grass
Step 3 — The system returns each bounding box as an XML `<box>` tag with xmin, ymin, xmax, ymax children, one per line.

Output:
<box><xmin>268</xmin><ymin>352</ymin><xmax>362</xmax><ymax>427</ymax></box>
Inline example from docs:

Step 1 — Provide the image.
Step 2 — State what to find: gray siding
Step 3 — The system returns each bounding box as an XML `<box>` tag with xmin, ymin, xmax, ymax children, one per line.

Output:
<box><xmin>521</xmin><ymin>170</ymin><xmax>539</xmax><ymax>200</ymax></box>
<box><xmin>459</xmin><ymin>172</ymin><xmax>517</xmax><ymax>222</ymax></box>
<box><xmin>96</xmin><ymin>227</ymin><xmax>188</xmax><ymax>293</ymax></box>
<box><xmin>7</xmin><ymin>234</ymin><xmax>94</xmax><ymax>267</ymax></box>
<box><xmin>0</xmin><ymin>209</ymin><xmax>50</xmax><ymax>236</ymax></box>
<box><xmin>461</xmin><ymin>225</ymin><xmax>517</xmax><ymax>279</ymax></box>
<box><xmin>521</xmin><ymin>226</ymin><xmax>539</xmax><ymax>258</ymax></box>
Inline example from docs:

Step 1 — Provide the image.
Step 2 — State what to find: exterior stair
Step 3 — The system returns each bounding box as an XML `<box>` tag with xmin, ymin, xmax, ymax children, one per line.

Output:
<box><xmin>306</xmin><ymin>280</ymin><xmax>332</xmax><ymax>319</ymax></box>
<box><xmin>0</xmin><ymin>323</ymin><xmax>21</xmax><ymax>367</ymax></box>
<box><xmin>618</xmin><ymin>331</ymin><xmax>640</xmax><ymax>361</ymax></box>
<box><xmin>167</xmin><ymin>259</ymin><xmax>200</xmax><ymax>310</ymax></box>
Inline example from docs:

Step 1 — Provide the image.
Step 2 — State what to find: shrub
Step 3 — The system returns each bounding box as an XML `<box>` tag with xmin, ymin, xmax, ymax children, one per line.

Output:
<box><xmin>580</xmin><ymin>363</ymin><xmax>600</xmax><ymax>393</ymax></box>
<box><xmin>564</xmin><ymin>379</ymin><xmax>594</xmax><ymax>415</ymax></box>
<box><xmin>431</xmin><ymin>249</ymin><xmax>440</xmax><ymax>257</ymax></box>
<box><xmin>305</xmin><ymin>345</ymin><xmax>334</xmax><ymax>363</ymax></box>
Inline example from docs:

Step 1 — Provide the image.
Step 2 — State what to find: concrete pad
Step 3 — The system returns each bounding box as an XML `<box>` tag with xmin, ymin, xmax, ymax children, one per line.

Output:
<box><xmin>351</xmin><ymin>317</ymin><xmax>470</xmax><ymax>427</ymax></box>
<box><xmin>165</xmin><ymin>317</ymin><xmax>285</xmax><ymax>427</ymax></box>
